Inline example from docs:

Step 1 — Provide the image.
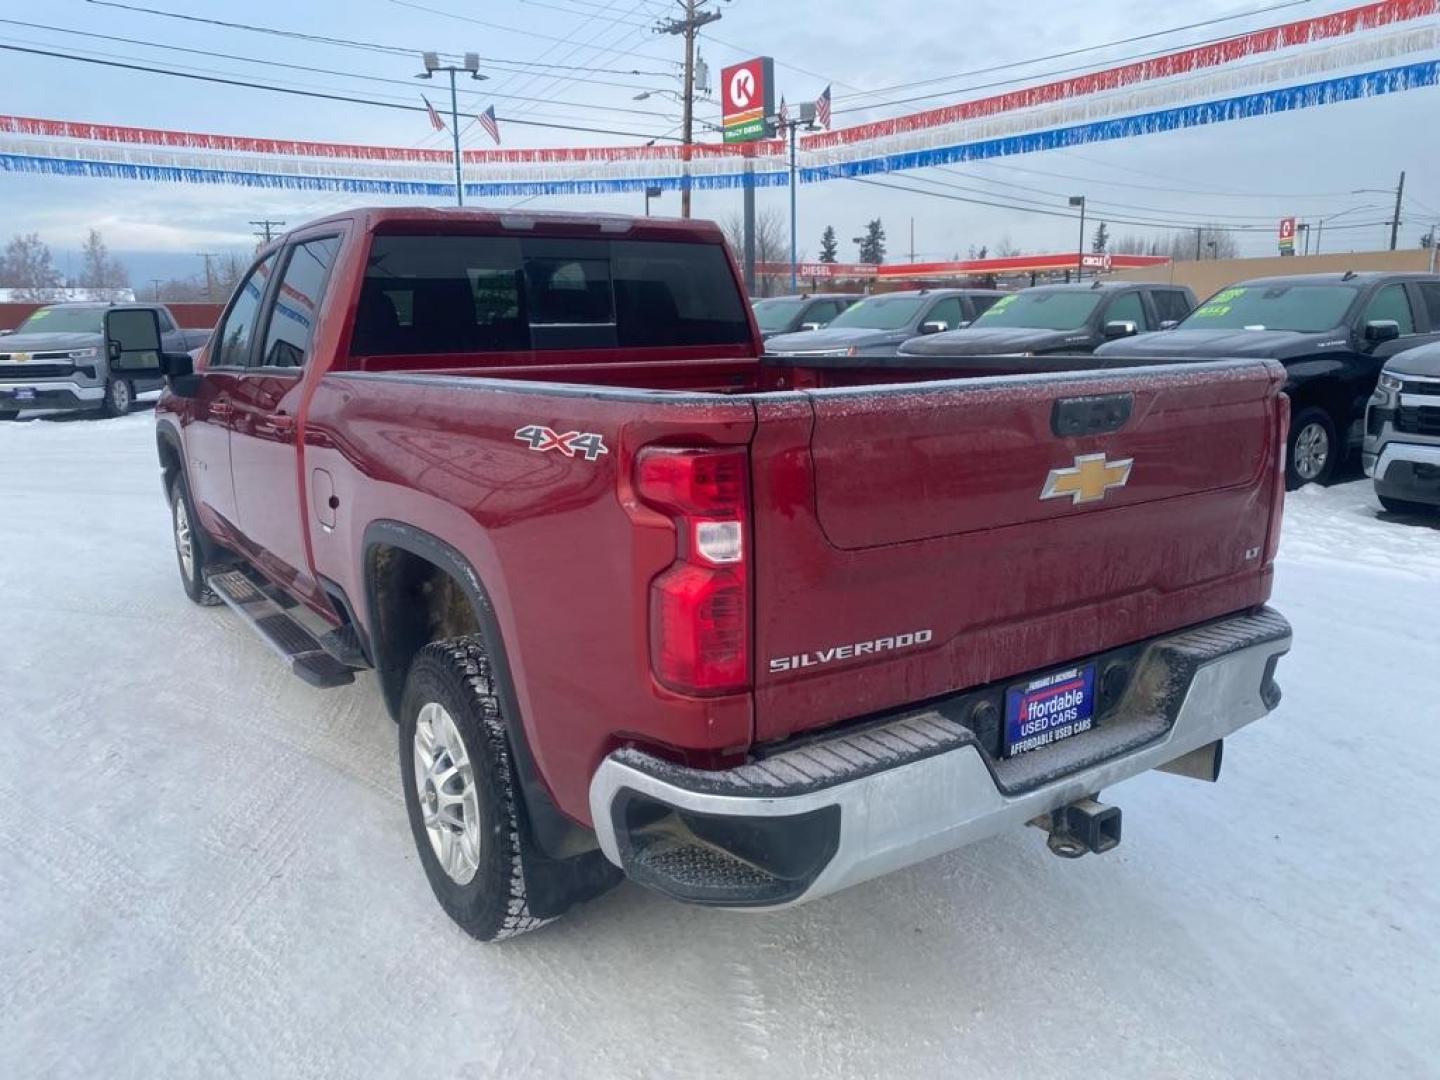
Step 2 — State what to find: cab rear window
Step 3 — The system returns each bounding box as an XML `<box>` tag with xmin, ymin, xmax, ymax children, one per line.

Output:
<box><xmin>351</xmin><ymin>234</ymin><xmax>751</xmax><ymax>355</ymax></box>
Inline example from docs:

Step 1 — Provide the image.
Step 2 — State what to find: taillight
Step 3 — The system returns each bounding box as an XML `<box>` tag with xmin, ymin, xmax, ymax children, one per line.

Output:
<box><xmin>1264</xmin><ymin>392</ymin><xmax>1290</xmax><ymax>563</ymax></box>
<box><xmin>636</xmin><ymin>447</ymin><xmax>750</xmax><ymax>695</ymax></box>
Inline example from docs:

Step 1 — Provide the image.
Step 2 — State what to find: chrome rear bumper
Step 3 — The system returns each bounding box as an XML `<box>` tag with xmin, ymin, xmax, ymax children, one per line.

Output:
<box><xmin>589</xmin><ymin>608</ymin><xmax>1291</xmax><ymax>910</ymax></box>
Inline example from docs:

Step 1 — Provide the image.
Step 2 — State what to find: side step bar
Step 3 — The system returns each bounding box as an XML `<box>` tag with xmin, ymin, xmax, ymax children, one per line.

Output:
<box><xmin>207</xmin><ymin>569</ymin><xmax>360</xmax><ymax>689</ymax></box>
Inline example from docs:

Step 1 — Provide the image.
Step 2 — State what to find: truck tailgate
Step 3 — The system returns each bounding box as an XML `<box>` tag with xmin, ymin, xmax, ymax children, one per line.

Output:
<box><xmin>749</xmin><ymin>359</ymin><xmax>1286</xmax><ymax>744</ymax></box>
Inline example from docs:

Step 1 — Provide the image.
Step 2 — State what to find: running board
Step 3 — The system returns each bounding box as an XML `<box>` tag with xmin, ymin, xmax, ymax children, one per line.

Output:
<box><xmin>207</xmin><ymin>569</ymin><xmax>359</xmax><ymax>689</ymax></box>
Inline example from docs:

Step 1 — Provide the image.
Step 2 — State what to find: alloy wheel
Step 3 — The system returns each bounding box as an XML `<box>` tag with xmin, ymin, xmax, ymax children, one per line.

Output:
<box><xmin>1293</xmin><ymin>421</ymin><xmax>1329</xmax><ymax>481</ymax></box>
<box><xmin>412</xmin><ymin>702</ymin><xmax>483</xmax><ymax>885</ymax></box>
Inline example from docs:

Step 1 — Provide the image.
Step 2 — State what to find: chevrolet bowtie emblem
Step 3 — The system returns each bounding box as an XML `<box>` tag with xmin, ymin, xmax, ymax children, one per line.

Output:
<box><xmin>1041</xmin><ymin>453</ymin><xmax>1133</xmax><ymax>505</ymax></box>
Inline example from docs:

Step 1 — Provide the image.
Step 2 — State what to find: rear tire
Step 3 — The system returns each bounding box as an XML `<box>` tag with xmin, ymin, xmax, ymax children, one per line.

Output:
<box><xmin>1286</xmin><ymin>407</ymin><xmax>1338</xmax><ymax>490</ymax></box>
<box><xmin>1378</xmin><ymin>493</ymin><xmax>1432</xmax><ymax>516</ymax></box>
<box><xmin>102</xmin><ymin>376</ymin><xmax>134</xmax><ymax>418</ymax></box>
<box><xmin>169</xmin><ymin>476</ymin><xmax>220</xmax><ymax>606</ymax></box>
<box><xmin>399</xmin><ymin>637</ymin><xmax>552</xmax><ymax>942</ymax></box>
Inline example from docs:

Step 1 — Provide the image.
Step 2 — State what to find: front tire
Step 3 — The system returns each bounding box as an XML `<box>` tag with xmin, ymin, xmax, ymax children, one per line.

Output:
<box><xmin>1286</xmin><ymin>407</ymin><xmax>1338</xmax><ymax>490</ymax></box>
<box><xmin>102</xmin><ymin>376</ymin><xmax>134</xmax><ymax>417</ymax></box>
<box><xmin>399</xmin><ymin>637</ymin><xmax>550</xmax><ymax>941</ymax></box>
<box><xmin>169</xmin><ymin>476</ymin><xmax>220</xmax><ymax>605</ymax></box>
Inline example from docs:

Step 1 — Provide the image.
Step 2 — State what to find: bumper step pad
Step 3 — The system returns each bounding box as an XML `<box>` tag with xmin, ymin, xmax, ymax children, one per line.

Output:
<box><xmin>207</xmin><ymin>569</ymin><xmax>359</xmax><ymax>689</ymax></box>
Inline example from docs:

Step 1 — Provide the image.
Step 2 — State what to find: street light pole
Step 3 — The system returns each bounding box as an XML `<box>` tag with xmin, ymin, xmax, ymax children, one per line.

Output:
<box><xmin>1068</xmin><ymin>195</ymin><xmax>1085</xmax><ymax>278</ymax></box>
<box><xmin>775</xmin><ymin>104</ymin><xmax>817</xmax><ymax>293</ymax></box>
<box><xmin>418</xmin><ymin>51</ymin><xmax>486</xmax><ymax>208</ymax></box>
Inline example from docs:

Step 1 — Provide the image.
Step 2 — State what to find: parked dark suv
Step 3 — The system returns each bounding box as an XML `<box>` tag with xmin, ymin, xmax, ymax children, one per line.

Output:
<box><xmin>898</xmin><ymin>281</ymin><xmax>1196</xmax><ymax>359</ymax></box>
<box><xmin>1097</xmin><ymin>272</ymin><xmax>1440</xmax><ymax>487</ymax></box>
<box><xmin>751</xmin><ymin>293</ymin><xmax>861</xmax><ymax>341</ymax></box>
<box><xmin>766</xmin><ymin>288</ymin><xmax>1002</xmax><ymax>358</ymax></box>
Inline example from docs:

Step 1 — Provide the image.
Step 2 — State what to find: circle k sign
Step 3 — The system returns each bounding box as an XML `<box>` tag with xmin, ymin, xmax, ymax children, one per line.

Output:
<box><xmin>720</xmin><ymin>57</ymin><xmax>772</xmax><ymax>123</ymax></box>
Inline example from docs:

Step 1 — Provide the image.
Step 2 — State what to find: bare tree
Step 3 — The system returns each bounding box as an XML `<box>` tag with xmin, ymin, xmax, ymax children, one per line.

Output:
<box><xmin>993</xmin><ymin>234</ymin><xmax>1020</xmax><ymax>258</ymax></box>
<box><xmin>721</xmin><ymin>208</ymin><xmax>788</xmax><ymax>296</ymax></box>
<box><xmin>79</xmin><ymin>229</ymin><xmax>130</xmax><ymax>289</ymax></box>
<box><xmin>1167</xmin><ymin>225</ymin><xmax>1238</xmax><ymax>261</ymax></box>
<box><xmin>0</xmin><ymin>233</ymin><xmax>62</xmax><ymax>300</ymax></box>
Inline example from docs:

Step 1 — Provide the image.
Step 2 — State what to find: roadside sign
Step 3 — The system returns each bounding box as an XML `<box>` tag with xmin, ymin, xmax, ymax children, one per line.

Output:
<box><xmin>1080</xmin><ymin>252</ymin><xmax>1113</xmax><ymax>271</ymax></box>
<box><xmin>721</xmin><ymin>57</ymin><xmax>774</xmax><ymax>143</ymax></box>
<box><xmin>1278</xmin><ymin>216</ymin><xmax>1296</xmax><ymax>255</ymax></box>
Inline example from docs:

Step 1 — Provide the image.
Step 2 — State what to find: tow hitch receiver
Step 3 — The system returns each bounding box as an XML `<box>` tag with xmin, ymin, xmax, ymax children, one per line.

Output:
<box><xmin>1030</xmin><ymin>797</ymin><xmax>1122</xmax><ymax>858</ymax></box>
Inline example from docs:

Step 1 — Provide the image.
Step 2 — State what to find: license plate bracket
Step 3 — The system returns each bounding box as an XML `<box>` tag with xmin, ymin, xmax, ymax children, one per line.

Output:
<box><xmin>1003</xmin><ymin>662</ymin><xmax>1098</xmax><ymax>758</ymax></box>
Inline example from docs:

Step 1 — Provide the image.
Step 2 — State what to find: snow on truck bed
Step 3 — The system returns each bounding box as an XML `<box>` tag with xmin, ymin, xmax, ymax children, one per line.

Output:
<box><xmin>0</xmin><ymin>412</ymin><xmax>1435</xmax><ymax>1080</ymax></box>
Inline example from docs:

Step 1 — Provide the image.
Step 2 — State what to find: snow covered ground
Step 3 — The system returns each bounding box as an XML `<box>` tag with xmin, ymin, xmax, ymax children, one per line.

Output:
<box><xmin>1</xmin><ymin>411</ymin><xmax>1436</xmax><ymax>1080</ymax></box>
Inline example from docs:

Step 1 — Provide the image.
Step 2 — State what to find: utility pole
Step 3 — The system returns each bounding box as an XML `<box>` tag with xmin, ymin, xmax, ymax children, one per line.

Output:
<box><xmin>250</xmin><ymin>219</ymin><xmax>285</xmax><ymax>244</ymax></box>
<box><xmin>1194</xmin><ymin>226</ymin><xmax>1202</xmax><ymax>261</ymax></box>
<box><xmin>657</xmin><ymin>1</ymin><xmax>721</xmax><ymax>219</ymax></box>
<box><xmin>150</xmin><ymin>278</ymin><xmax>163</xmax><ymax>302</ymax></box>
<box><xmin>418</xmin><ymin>51</ymin><xmax>486</xmax><ymax>207</ymax></box>
<box><xmin>194</xmin><ymin>253</ymin><xmax>219</xmax><ymax>300</ymax></box>
<box><xmin>909</xmin><ymin>217</ymin><xmax>915</xmax><ymax>263</ymax></box>
<box><xmin>1390</xmin><ymin>170</ymin><xmax>1406</xmax><ymax>251</ymax></box>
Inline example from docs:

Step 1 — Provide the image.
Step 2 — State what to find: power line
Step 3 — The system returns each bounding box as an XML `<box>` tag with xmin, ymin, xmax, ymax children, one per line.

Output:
<box><xmin>847</xmin><ymin>174</ymin><xmax>1393</xmax><ymax>234</ymax></box>
<box><xmin>837</xmin><ymin>0</ymin><xmax>1312</xmax><ymax>104</ymax></box>
<box><xmin>0</xmin><ymin>17</ymin><xmax>673</xmax><ymax>97</ymax></box>
<box><xmin>82</xmin><ymin>0</ymin><xmax>677</xmax><ymax>75</ymax></box>
<box><xmin>0</xmin><ymin>42</ymin><xmax>684</xmax><ymax>141</ymax></box>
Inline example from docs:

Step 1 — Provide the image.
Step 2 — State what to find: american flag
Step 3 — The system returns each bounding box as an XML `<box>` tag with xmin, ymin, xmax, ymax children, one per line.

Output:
<box><xmin>422</xmin><ymin>95</ymin><xmax>445</xmax><ymax>132</ymax></box>
<box><xmin>815</xmin><ymin>85</ymin><xmax>831</xmax><ymax>129</ymax></box>
<box><xmin>777</xmin><ymin>97</ymin><xmax>788</xmax><ymax>124</ymax></box>
<box><xmin>478</xmin><ymin>106</ymin><xmax>501</xmax><ymax>145</ymax></box>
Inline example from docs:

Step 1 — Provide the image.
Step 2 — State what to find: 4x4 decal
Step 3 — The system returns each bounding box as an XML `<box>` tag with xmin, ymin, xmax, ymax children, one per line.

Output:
<box><xmin>514</xmin><ymin>425</ymin><xmax>610</xmax><ymax>461</ymax></box>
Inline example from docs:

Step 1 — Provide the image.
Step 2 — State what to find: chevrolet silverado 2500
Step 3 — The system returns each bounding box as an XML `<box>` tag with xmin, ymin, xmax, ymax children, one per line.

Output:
<box><xmin>122</xmin><ymin>208</ymin><xmax>1291</xmax><ymax>940</ymax></box>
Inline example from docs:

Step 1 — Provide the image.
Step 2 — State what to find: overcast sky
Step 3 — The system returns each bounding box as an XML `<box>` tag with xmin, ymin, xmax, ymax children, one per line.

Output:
<box><xmin>2</xmin><ymin>0</ymin><xmax>1438</xmax><ymax>281</ymax></box>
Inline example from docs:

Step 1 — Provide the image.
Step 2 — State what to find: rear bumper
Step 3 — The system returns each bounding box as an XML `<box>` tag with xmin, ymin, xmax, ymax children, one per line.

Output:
<box><xmin>589</xmin><ymin>607</ymin><xmax>1291</xmax><ymax>910</ymax></box>
<box><xmin>1364</xmin><ymin>442</ymin><xmax>1440</xmax><ymax>506</ymax></box>
<box><xmin>0</xmin><ymin>381</ymin><xmax>104</xmax><ymax>411</ymax></box>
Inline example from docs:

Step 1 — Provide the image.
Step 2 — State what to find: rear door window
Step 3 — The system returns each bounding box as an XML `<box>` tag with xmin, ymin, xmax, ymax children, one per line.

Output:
<box><xmin>211</xmin><ymin>255</ymin><xmax>276</xmax><ymax>369</ymax></box>
<box><xmin>1151</xmin><ymin>290</ymin><xmax>1193</xmax><ymax>324</ymax></box>
<box><xmin>351</xmin><ymin>234</ymin><xmax>750</xmax><ymax>355</ymax></box>
<box><xmin>1417</xmin><ymin>282</ymin><xmax>1440</xmax><ymax>329</ymax></box>
<box><xmin>968</xmin><ymin>294</ymin><xmax>1002</xmax><ymax>318</ymax></box>
<box><xmin>255</xmin><ymin>237</ymin><xmax>340</xmax><ymax>369</ymax></box>
<box><xmin>1364</xmin><ymin>284</ymin><xmax>1415</xmax><ymax>335</ymax></box>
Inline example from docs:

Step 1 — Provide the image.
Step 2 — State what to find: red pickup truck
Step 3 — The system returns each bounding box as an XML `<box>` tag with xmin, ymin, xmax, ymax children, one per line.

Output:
<box><xmin>112</xmin><ymin>208</ymin><xmax>1292</xmax><ymax>940</ymax></box>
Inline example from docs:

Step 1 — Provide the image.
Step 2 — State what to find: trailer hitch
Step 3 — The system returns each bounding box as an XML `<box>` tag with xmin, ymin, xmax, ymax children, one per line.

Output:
<box><xmin>1029</xmin><ymin>797</ymin><xmax>1122</xmax><ymax>858</ymax></box>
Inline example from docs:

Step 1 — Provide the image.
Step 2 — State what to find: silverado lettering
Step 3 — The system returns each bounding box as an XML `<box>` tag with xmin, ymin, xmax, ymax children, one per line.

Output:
<box><xmin>768</xmin><ymin>629</ymin><xmax>934</xmax><ymax>672</ymax></box>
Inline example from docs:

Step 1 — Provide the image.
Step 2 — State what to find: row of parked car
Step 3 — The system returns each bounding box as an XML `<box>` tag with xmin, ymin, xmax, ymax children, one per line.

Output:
<box><xmin>757</xmin><ymin>272</ymin><xmax>1440</xmax><ymax>509</ymax></box>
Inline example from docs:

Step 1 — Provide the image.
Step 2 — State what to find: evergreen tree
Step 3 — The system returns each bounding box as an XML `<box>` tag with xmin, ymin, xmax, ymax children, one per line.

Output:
<box><xmin>857</xmin><ymin>218</ymin><xmax>887</xmax><ymax>265</ymax></box>
<box><xmin>819</xmin><ymin>225</ymin><xmax>839</xmax><ymax>263</ymax></box>
<box><xmin>1091</xmin><ymin>221</ymin><xmax>1110</xmax><ymax>253</ymax></box>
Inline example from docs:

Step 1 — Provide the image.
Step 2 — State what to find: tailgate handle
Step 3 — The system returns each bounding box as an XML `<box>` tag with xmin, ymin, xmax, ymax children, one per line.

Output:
<box><xmin>1051</xmin><ymin>393</ymin><xmax>1133</xmax><ymax>437</ymax></box>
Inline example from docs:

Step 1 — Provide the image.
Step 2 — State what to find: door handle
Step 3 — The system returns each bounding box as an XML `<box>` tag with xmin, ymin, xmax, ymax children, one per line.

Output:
<box><xmin>269</xmin><ymin>413</ymin><xmax>296</xmax><ymax>435</ymax></box>
<box><xmin>209</xmin><ymin>401</ymin><xmax>234</xmax><ymax>420</ymax></box>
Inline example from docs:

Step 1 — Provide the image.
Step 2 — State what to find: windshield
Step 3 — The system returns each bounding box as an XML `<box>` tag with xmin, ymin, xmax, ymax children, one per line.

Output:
<box><xmin>827</xmin><ymin>295</ymin><xmax>925</xmax><ymax>330</ymax></box>
<box><xmin>14</xmin><ymin>307</ymin><xmax>104</xmax><ymax>335</ymax></box>
<box><xmin>973</xmin><ymin>291</ymin><xmax>1101</xmax><ymax>331</ymax></box>
<box><xmin>751</xmin><ymin>298</ymin><xmax>807</xmax><ymax>331</ymax></box>
<box><xmin>1180</xmin><ymin>284</ymin><xmax>1358</xmax><ymax>331</ymax></box>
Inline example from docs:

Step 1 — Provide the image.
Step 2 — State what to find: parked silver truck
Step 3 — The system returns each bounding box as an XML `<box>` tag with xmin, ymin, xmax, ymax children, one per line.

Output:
<box><xmin>0</xmin><ymin>303</ymin><xmax>210</xmax><ymax>420</ymax></box>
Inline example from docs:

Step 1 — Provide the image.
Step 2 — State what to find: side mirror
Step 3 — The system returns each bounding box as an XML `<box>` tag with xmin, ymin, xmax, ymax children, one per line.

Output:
<box><xmin>799</xmin><ymin>321</ymin><xmax>824</xmax><ymax>332</ymax></box>
<box><xmin>1104</xmin><ymin>319</ymin><xmax>1139</xmax><ymax>339</ymax></box>
<box><xmin>918</xmin><ymin>320</ymin><xmax>948</xmax><ymax>335</ymax></box>
<box><xmin>1159</xmin><ymin>319</ymin><xmax>1180</xmax><ymax>331</ymax></box>
<box><xmin>1364</xmin><ymin>319</ymin><xmax>1400</xmax><ymax>343</ymax></box>
<box><xmin>104</xmin><ymin>308</ymin><xmax>163</xmax><ymax>375</ymax></box>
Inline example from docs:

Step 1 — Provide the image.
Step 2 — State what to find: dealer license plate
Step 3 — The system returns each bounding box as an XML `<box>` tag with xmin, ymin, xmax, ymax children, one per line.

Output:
<box><xmin>1003</xmin><ymin>662</ymin><xmax>1098</xmax><ymax>758</ymax></box>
